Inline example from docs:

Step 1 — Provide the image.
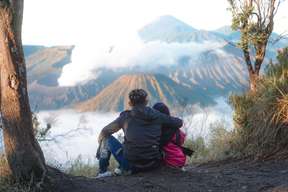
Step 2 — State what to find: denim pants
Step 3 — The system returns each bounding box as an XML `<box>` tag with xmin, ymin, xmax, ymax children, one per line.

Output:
<box><xmin>98</xmin><ymin>136</ymin><xmax>130</xmax><ymax>173</ymax></box>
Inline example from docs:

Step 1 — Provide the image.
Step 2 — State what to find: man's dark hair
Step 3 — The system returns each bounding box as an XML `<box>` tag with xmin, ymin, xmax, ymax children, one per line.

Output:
<box><xmin>129</xmin><ymin>89</ymin><xmax>148</xmax><ymax>106</ymax></box>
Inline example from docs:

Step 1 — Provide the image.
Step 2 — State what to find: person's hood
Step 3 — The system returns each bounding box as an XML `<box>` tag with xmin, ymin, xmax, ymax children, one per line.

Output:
<box><xmin>130</xmin><ymin>105</ymin><xmax>160</xmax><ymax>121</ymax></box>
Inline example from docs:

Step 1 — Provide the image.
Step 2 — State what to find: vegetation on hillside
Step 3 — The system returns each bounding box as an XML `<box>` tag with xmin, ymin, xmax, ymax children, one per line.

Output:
<box><xmin>184</xmin><ymin>121</ymin><xmax>235</xmax><ymax>163</ymax></box>
<box><xmin>186</xmin><ymin>48</ymin><xmax>288</xmax><ymax>162</ymax></box>
<box><xmin>229</xmin><ymin>47</ymin><xmax>288</xmax><ymax>158</ymax></box>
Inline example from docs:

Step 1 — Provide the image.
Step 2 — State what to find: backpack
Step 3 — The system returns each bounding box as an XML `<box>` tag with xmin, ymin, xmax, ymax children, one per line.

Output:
<box><xmin>160</xmin><ymin>127</ymin><xmax>194</xmax><ymax>157</ymax></box>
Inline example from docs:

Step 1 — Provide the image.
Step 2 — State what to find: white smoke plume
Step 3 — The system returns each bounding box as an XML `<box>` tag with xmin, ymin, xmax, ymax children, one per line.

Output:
<box><xmin>57</xmin><ymin>32</ymin><xmax>225</xmax><ymax>86</ymax></box>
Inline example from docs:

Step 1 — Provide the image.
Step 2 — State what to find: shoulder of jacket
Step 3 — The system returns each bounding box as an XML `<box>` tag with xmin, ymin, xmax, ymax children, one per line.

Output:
<box><xmin>119</xmin><ymin>110</ymin><xmax>131</xmax><ymax>116</ymax></box>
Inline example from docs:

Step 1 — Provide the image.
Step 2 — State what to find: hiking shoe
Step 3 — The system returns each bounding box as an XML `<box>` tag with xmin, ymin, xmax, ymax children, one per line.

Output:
<box><xmin>96</xmin><ymin>171</ymin><xmax>113</xmax><ymax>178</ymax></box>
<box><xmin>114</xmin><ymin>168</ymin><xmax>133</xmax><ymax>176</ymax></box>
<box><xmin>114</xmin><ymin>168</ymin><xmax>122</xmax><ymax>176</ymax></box>
<box><xmin>181</xmin><ymin>167</ymin><xmax>187</xmax><ymax>172</ymax></box>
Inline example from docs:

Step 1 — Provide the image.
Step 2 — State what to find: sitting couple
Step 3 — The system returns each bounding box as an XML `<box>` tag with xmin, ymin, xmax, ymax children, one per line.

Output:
<box><xmin>96</xmin><ymin>89</ymin><xmax>192</xmax><ymax>178</ymax></box>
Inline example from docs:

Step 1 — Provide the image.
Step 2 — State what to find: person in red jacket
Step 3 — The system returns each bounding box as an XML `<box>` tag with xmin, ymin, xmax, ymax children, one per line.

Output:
<box><xmin>153</xmin><ymin>103</ymin><xmax>186</xmax><ymax>168</ymax></box>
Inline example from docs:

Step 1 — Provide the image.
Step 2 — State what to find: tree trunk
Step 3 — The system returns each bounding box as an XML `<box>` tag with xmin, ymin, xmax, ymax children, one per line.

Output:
<box><xmin>249</xmin><ymin>43</ymin><xmax>266</xmax><ymax>92</ymax></box>
<box><xmin>248</xmin><ymin>72</ymin><xmax>258</xmax><ymax>92</ymax></box>
<box><xmin>0</xmin><ymin>0</ymin><xmax>46</xmax><ymax>183</ymax></box>
<box><xmin>243</xmin><ymin>47</ymin><xmax>258</xmax><ymax>92</ymax></box>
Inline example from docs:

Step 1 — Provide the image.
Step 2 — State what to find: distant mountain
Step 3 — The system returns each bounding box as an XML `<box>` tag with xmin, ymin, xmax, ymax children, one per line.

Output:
<box><xmin>24</xmin><ymin>45</ymin><xmax>109</xmax><ymax>110</ymax></box>
<box><xmin>213</xmin><ymin>25</ymin><xmax>288</xmax><ymax>56</ymax></box>
<box><xmin>28</xmin><ymin>79</ymin><xmax>105</xmax><ymax>110</ymax></box>
<box><xmin>76</xmin><ymin>74</ymin><xmax>214</xmax><ymax>112</ymax></box>
<box><xmin>28</xmin><ymin>64</ymin><xmax>119</xmax><ymax>111</ymax></box>
<box><xmin>138</xmin><ymin>18</ymin><xmax>286</xmax><ymax>96</ymax></box>
<box><xmin>170</xmin><ymin>43</ymin><xmax>249</xmax><ymax>96</ymax></box>
<box><xmin>23</xmin><ymin>15</ymin><xmax>288</xmax><ymax>112</ymax></box>
<box><xmin>214</xmin><ymin>26</ymin><xmax>234</xmax><ymax>36</ymax></box>
<box><xmin>213</xmin><ymin>26</ymin><xmax>240</xmax><ymax>42</ymax></box>
<box><xmin>139</xmin><ymin>15</ymin><xmax>223</xmax><ymax>43</ymax></box>
<box><xmin>25</xmin><ymin>45</ymin><xmax>74</xmax><ymax>86</ymax></box>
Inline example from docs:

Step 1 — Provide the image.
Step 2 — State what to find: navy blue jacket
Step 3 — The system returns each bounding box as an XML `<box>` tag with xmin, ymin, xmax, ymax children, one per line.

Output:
<box><xmin>99</xmin><ymin>105</ymin><xmax>183</xmax><ymax>168</ymax></box>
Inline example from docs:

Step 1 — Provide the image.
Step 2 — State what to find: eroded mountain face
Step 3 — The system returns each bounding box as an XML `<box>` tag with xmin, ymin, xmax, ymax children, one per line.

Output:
<box><xmin>75</xmin><ymin>74</ymin><xmax>214</xmax><ymax>112</ymax></box>
<box><xmin>25</xmin><ymin>15</ymin><xmax>286</xmax><ymax>112</ymax></box>
<box><xmin>25</xmin><ymin>45</ymin><xmax>74</xmax><ymax>86</ymax></box>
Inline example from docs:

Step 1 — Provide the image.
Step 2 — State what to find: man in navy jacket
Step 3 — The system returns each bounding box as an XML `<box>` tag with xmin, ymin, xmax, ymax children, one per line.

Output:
<box><xmin>97</xmin><ymin>89</ymin><xmax>183</xmax><ymax>178</ymax></box>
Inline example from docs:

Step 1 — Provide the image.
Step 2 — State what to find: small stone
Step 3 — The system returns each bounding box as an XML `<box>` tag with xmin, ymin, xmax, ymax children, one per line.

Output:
<box><xmin>280</xmin><ymin>170</ymin><xmax>288</xmax><ymax>174</ymax></box>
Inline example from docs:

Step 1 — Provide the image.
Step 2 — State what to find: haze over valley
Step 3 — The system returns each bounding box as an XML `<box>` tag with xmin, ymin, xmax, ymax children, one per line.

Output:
<box><xmin>1</xmin><ymin>15</ymin><xmax>287</xmax><ymax>164</ymax></box>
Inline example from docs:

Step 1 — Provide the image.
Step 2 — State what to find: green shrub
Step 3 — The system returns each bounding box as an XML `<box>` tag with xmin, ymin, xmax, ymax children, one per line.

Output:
<box><xmin>0</xmin><ymin>155</ymin><xmax>30</xmax><ymax>192</ymax></box>
<box><xmin>63</xmin><ymin>154</ymin><xmax>119</xmax><ymax>177</ymax></box>
<box><xmin>207</xmin><ymin>122</ymin><xmax>236</xmax><ymax>160</ymax></box>
<box><xmin>229</xmin><ymin>47</ymin><xmax>288</xmax><ymax>158</ymax></box>
<box><xmin>185</xmin><ymin>136</ymin><xmax>208</xmax><ymax>163</ymax></box>
<box><xmin>185</xmin><ymin>121</ymin><xmax>235</xmax><ymax>163</ymax></box>
<box><xmin>64</xmin><ymin>155</ymin><xmax>98</xmax><ymax>177</ymax></box>
<box><xmin>0</xmin><ymin>179</ymin><xmax>30</xmax><ymax>192</ymax></box>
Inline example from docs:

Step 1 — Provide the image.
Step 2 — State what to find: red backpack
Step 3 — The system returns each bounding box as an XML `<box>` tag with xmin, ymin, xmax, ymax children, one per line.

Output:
<box><xmin>162</xmin><ymin>129</ymin><xmax>187</xmax><ymax>167</ymax></box>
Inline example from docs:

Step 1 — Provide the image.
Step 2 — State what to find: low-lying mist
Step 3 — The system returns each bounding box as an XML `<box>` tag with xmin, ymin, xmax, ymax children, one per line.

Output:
<box><xmin>0</xmin><ymin>97</ymin><xmax>233</xmax><ymax>166</ymax></box>
<box><xmin>38</xmin><ymin>97</ymin><xmax>232</xmax><ymax>165</ymax></box>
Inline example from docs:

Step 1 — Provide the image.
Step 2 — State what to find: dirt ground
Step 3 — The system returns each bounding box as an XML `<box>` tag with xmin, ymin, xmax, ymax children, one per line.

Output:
<box><xmin>51</xmin><ymin>159</ymin><xmax>288</xmax><ymax>192</ymax></box>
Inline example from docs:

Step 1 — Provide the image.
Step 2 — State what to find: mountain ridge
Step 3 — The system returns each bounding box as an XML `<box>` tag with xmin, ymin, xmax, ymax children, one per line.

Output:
<box><xmin>75</xmin><ymin>74</ymin><xmax>214</xmax><ymax>112</ymax></box>
<box><xmin>24</xmin><ymin>15</ymin><xmax>287</xmax><ymax>111</ymax></box>
<box><xmin>139</xmin><ymin>15</ymin><xmax>224</xmax><ymax>43</ymax></box>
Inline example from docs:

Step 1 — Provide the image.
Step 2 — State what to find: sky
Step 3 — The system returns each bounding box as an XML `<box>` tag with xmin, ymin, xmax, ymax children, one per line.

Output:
<box><xmin>22</xmin><ymin>0</ymin><xmax>288</xmax><ymax>46</ymax></box>
<box><xmin>22</xmin><ymin>0</ymin><xmax>288</xmax><ymax>86</ymax></box>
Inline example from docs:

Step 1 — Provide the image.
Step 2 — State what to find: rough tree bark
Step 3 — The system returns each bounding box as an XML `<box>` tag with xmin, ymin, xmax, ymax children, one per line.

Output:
<box><xmin>0</xmin><ymin>0</ymin><xmax>46</xmax><ymax>183</ymax></box>
<box><xmin>244</xmin><ymin>42</ymin><xmax>267</xmax><ymax>92</ymax></box>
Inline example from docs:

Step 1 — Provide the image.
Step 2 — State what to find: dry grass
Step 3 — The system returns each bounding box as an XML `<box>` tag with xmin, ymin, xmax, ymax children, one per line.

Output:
<box><xmin>0</xmin><ymin>155</ymin><xmax>31</xmax><ymax>192</ymax></box>
<box><xmin>0</xmin><ymin>154</ymin><xmax>11</xmax><ymax>177</ymax></box>
<box><xmin>207</xmin><ymin>123</ymin><xmax>237</xmax><ymax>160</ymax></box>
<box><xmin>64</xmin><ymin>155</ymin><xmax>98</xmax><ymax>177</ymax></box>
<box><xmin>64</xmin><ymin>154</ymin><xmax>119</xmax><ymax>177</ymax></box>
<box><xmin>185</xmin><ymin>121</ymin><xmax>236</xmax><ymax>163</ymax></box>
<box><xmin>229</xmin><ymin>47</ymin><xmax>288</xmax><ymax>159</ymax></box>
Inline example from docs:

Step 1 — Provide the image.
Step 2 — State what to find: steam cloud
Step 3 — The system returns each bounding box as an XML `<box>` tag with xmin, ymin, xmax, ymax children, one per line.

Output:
<box><xmin>57</xmin><ymin>32</ymin><xmax>225</xmax><ymax>86</ymax></box>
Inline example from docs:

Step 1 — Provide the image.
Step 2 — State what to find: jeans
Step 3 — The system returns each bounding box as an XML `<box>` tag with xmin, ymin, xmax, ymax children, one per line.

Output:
<box><xmin>98</xmin><ymin>136</ymin><xmax>130</xmax><ymax>173</ymax></box>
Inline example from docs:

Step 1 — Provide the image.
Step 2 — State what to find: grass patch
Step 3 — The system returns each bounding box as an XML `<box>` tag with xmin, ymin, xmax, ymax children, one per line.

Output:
<box><xmin>185</xmin><ymin>121</ymin><xmax>236</xmax><ymax>163</ymax></box>
<box><xmin>63</xmin><ymin>155</ymin><xmax>119</xmax><ymax>177</ymax></box>
<box><xmin>64</xmin><ymin>155</ymin><xmax>98</xmax><ymax>177</ymax></box>
<box><xmin>0</xmin><ymin>155</ymin><xmax>31</xmax><ymax>192</ymax></box>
